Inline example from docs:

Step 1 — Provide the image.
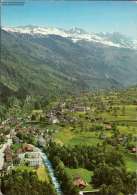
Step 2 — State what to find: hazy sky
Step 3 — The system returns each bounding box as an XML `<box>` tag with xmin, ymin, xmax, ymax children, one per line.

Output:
<box><xmin>1</xmin><ymin>1</ymin><xmax>137</xmax><ymax>38</ymax></box>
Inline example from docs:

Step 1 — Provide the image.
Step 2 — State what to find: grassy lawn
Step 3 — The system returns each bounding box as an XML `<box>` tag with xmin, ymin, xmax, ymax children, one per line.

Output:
<box><xmin>54</xmin><ymin>128</ymin><xmax>74</xmax><ymax>145</ymax></box>
<box><xmin>36</xmin><ymin>166</ymin><xmax>49</xmax><ymax>182</ymax></box>
<box><xmin>65</xmin><ymin>167</ymin><xmax>93</xmax><ymax>191</ymax></box>
<box><xmin>54</xmin><ymin>128</ymin><xmax>101</xmax><ymax>146</ymax></box>
<box><xmin>15</xmin><ymin>165</ymin><xmax>50</xmax><ymax>182</ymax></box>
<box><xmin>118</xmin><ymin>125</ymin><xmax>137</xmax><ymax>137</ymax></box>
<box><xmin>15</xmin><ymin>165</ymin><xmax>34</xmax><ymax>172</ymax></box>
<box><xmin>101</xmin><ymin>105</ymin><xmax>137</xmax><ymax>122</ymax></box>
<box><xmin>54</xmin><ymin>101</ymin><xmax>137</xmax><ymax>175</ymax></box>
<box><xmin>16</xmin><ymin>166</ymin><xmax>49</xmax><ymax>182</ymax></box>
<box><xmin>68</xmin><ymin>135</ymin><xmax>101</xmax><ymax>146</ymax></box>
<box><xmin>124</xmin><ymin>152</ymin><xmax>137</xmax><ymax>172</ymax></box>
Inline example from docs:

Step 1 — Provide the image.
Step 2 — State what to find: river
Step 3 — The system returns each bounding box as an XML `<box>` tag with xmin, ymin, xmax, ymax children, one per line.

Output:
<box><xmin>35</xmin><ymin>147</ymin><xmax>62</xmax><ymax>195</ymax></box>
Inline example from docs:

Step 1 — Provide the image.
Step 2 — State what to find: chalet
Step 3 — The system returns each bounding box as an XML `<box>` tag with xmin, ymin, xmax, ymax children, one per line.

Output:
<box><xmin>100</xmin><ymin>134</ymin><xmax>107</xmax><ymax>140</ymax></box>
<box><xmin>16</xmin><ymin>148</ymin><xmax>23</xmax><ymax>155</ymax></box>
<box><xmin>10</xmin><ymin>129</ymin><xmax>16</xmax><ymax>138</ymax></box>
<box><xmin>72</xmin><ymin>106</ymin><xmax>90</xmax><ymax>113</ymax></box>
<box><xmin>19</xmin><ymin>152</ymin><xmax>43</xmax><ymax>167</ymax></box>
<box><xmin>22</xmin><ymin>144</ymin><xmax>34</xmax><ymax>152</ymax></box>
<box><xmin>59</xmin><ymin>102</ymin><xmax>66</xmax><ymax>108</ymax></box>
<box><xmin>131</xmin><ymin>147</ymin><xmax>137</xmax><ymax>153</ymax></box>
<box><xmin>13</xmin><ymin>136</ymin><xmax>20</xmax><ymax>144</ymax></box>
<box><xmin>13</xmin><ymin>155</ymin><xmax>20</xmax><ymax>165</ymax></box>
<box><xmin>27</xmin><ymin>158</ymin><xmax>43</xmax><ymax>167</ymax></box>
<box><xmin>95</xmin><ymin>117</ymin><xmax>102</xmax><ymax>122</ymax></box>
<box><xmin>4</xmin><ymin>146</ymin><xmax>12</xmax><ymax>162</ymax></box>
<box><xmin>0</xmin><ymin>156</ymin><xmax>4</xmax><ymax>171</ymax></box>
<box><xmin>31</xmin><ymin>110</ymin><xmax>44</xmax><ymax>121</ymax></box>
<box><xmin>118</xmin><ymin>137</ymin><xmax>124</xmax><ymax>142</ymax></box>
<box><xmin>0</xmin><ymin>125</ymin><xmax>4</xmax><ymax>129</ymax></box>
<box><xmin>49</xmin><ymin>115</ymin><xmax>59</xmax><ymax>124</ymax></box>
<box><xmin>55</xmin><ymin>111</ymin><xmax>62</xmax><ymax>117</ymax></box>
<box><xmin>5</xmin><ymin>134</ymin><xmax>10</xmax><ymax>139</ymax></box>
<box><xmin>26</xmin><ymin>152</ymin><xmax>41</xmax><ymax>159</ymax></box>
<box><xmin>104</xmin><ymin>124</ymin><xmax>112</xmax><ymax>130</ymax></box>
<box><xmin>73</xmin><ymin>176</ymin><xmax>86</xmax><ymax>189</ymax></box>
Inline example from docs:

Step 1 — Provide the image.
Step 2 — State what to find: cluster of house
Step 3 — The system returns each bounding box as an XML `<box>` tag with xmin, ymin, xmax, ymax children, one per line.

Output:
<box><xmin>0</xmin><ymin>117</ymin><xmax>26</xmax><ymax>144</ymax></box>
<box><xmin>48</xmin><ymin>104</ymin><xmax>91</xmax><ymax>123</ymax></box>
<box><xmin>17</xmin><ymin>144</ymin><xmax>43</xmax><ymax>167</ymax></box>
<box><xmin>58</xmin><ymin>100</ymin><xmax>91</xmax><ymax>113</ymax></box>
<box><xmin>30</xmin><ymin>109</ymin><xmax>60</xmax><ymax>124</ymax></box>
<box><xmin>0</xmin><ymin>141</ymin><xmax>44</xmax><ymax>177</ymax></box>
<box><xmin>70</xmin><ymin>105</ymin><xmax>90</xmax><ymax>113</ymax></box>
<box><xmin>0</xmin><ymin>123</ymin><xmax>11</xmax><ymax>144</ymax></box>
<box><xmin>0</xmin><ymin>116</ymin><xmax>50</xmax><ymax>175</ymax></box>
<box><xmin>29</xmin><ymin>100</ymin><xmax>91</xmax><ymax>125</ymax></box>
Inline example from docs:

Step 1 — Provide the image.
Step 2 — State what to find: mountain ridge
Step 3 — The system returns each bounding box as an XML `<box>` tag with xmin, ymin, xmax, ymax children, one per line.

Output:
<box><xmin>3</xmin><ymin>26</ymin><xmax>137</xmax><ymax>50</ymax></box>
<box><xmin>1</xmin><ymin>27</ymin><xmax>137</xmax><ymax>99</ymax></box>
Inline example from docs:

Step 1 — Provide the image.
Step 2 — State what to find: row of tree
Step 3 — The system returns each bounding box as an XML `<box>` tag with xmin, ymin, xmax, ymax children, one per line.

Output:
<box><xmin>1</xmin><ymin>169</ymin><xmax>56</xmax><ymax>195</ymax></box>
<box><xmin>51</xmin><ymin>158</ymin><xmax>79</xmax><ymax>195</ymax></box>
<box><xmin>46</xmin><ymin>142</ymin><xmax>124</xmax><ymax>170</ymax></box>
<box><xmin>93</xmin><ymin>163</ymin><xmax>136</xmax><ymax>195</ymax></box>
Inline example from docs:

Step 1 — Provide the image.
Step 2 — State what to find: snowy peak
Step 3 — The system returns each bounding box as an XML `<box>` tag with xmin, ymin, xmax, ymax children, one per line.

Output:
<box><xmin>3</xmin><ymin>26</ymin><xmax>68</xmax><ymax>37</ymax></box>
<box><xmin>3</xmin><ymin>26</ymin><xmax>137</xmax><ymax>49</ymax></box>
<box><xmin>68</xmin><ymin>27</ymin><xmax>87</xmax><ymax>34</ymax></box>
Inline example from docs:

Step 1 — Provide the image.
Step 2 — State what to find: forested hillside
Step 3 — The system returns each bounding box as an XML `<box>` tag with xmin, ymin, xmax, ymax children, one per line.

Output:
<box><xmin>1</xmin><ymin>27</ymin><xmax>137</xmax><ymax>99</ymax></box>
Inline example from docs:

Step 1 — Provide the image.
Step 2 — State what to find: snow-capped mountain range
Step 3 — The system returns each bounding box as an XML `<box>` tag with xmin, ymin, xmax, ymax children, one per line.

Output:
<box><xmin>1</xmin><ymin>25</ymin><xmax>137</xmax><ymax>95</ymax></box>
<box><xmin>3</xmin><ymin>26</ymin><xmax>137</xmax><ymax>50</ymax></box>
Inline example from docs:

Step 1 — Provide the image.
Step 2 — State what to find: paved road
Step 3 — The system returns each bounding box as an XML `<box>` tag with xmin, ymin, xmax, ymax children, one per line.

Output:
<box><xmin>0</xmin><ymin>137</ymin><xmax>12</xmax><ymax>171</ymax></box>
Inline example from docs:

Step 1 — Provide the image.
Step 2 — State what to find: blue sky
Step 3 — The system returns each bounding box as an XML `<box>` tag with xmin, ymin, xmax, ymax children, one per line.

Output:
<box><xmin>1</xmin><ymin>1</ymin><xmax>137</xmax><ymax>38</ymax></box>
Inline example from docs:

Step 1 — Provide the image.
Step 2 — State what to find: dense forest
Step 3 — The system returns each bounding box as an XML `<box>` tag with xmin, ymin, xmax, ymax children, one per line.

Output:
<box><xmin>1</xmin><ymin>170</ymin><xmax>56</xmax><ymax>195</ymax></box>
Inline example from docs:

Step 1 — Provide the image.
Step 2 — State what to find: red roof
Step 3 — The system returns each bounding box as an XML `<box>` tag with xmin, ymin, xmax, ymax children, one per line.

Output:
<box><xmin>131</xmin><ymin>147</ymin><xmax>137</xmax><ymax>153</ymax></box>
<box><xmin>73</xmin><ymin>176</ymin><xmax>86</xmax><ymax>189</ymax></box>
<box><xmin>22</xmin><ymin>144</ymin><xmax>33</xmax><ymax>152</ymax></box>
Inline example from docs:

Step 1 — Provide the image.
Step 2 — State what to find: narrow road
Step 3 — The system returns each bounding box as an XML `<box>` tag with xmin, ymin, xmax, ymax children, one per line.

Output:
<box><xmin>0</xmin><ymin>136</ymin><xmax>12</xmax><ymax>171</ymax></box>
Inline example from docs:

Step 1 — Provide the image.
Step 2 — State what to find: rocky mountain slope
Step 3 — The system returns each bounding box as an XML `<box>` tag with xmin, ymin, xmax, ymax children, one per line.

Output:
<box><xmin>1</xmin><ymin>26</ymin><xmax>137</xmax><ymax>97</ymax></box>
